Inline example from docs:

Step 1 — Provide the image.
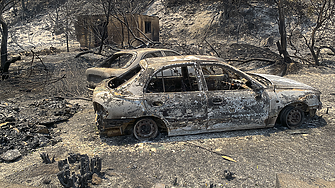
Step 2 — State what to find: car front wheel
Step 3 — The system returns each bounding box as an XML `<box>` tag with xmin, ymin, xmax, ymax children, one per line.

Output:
<box><xmin>280</xmin><ymin>106</ymin><xmax>304</xmax><ymax>128</ymax></box>
<box><xmin>133</xmin><ymin>118</ymin><xmax>159</xmax><ymax>140</ymax></box>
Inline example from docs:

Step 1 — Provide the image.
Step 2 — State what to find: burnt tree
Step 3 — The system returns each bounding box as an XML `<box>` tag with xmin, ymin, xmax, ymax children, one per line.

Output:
<box><xmin>0</xmin><ymin>0</ymin><xmax>17</xmax><ymax>76</ymax></box>
<box><xmin>98</xmin><ymin>0</ymin><xmax>113</xmax><ymax>54</ymax></box>
<box><xmin>302</xmin><ymin>0</ymin><xmax>335</xmax><ymax>66</ymax></box>
<box><xmin>275</xmin><ymin>0</ymin><xmax>292</xmax><ymax>65</ymax></box>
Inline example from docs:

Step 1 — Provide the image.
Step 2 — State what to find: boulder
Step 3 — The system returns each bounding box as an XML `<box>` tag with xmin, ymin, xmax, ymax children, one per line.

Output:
<box><xmin>0</xmin><ymin>149</ymin><xmax>22</xmax><ymax>162</ymax></box>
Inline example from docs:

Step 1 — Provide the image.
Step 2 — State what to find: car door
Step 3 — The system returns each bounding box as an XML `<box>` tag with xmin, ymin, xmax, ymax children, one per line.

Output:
<box><xmin>200</xmin><ymin>63</ymin><xmax>269</xmax><ymax>131</ymax></box>
<box><xmin>144</xmin><ymin>64</ymin><xmax>207</xmax><ymax>136</ymax></box>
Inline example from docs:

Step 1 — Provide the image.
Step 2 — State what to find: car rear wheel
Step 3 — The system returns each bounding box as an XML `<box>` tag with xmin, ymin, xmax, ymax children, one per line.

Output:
<box><xmin>133</xmin><ymin>118</ymin><xmax>159</xmax><ymax>140</ymax></box>
<box><xmin>280</xmin><ymin>106</ymin><xmax>304</xmax><ymax>128</ymax></box>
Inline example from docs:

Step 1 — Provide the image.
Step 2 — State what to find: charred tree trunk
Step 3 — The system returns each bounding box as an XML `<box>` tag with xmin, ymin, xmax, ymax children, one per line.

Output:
<box><xmin>21</xmin><ymin>0</ymin><xmax>27</xmax><ymax>11</ymax></box>
<box><xmin>277</xmin><ymin>0</ymin><xmax>292</xmax><ymax>64</ymax></box>
<box><xmin>20</xmin><ymin>0</ymin><xmax>28</xmax><ymax>19</ymax></box>
<box><xmin>65</xmin><ymin>32</ymin><xmax>69</xmax><ymax>52</ymax></box>
<box><xmin>98</xmin><ymin>1</ymin><xmax>112</xmax><ymax>55</ymax></box>
<box><xmin>276</xmin><ymin>0</ymin><xmax>292</xmax><ymax>76</ymax></box>
<box><xmin>0</xmin><ymin>15</ymin><xmax>8</xmax><ymax>73</ymax></box>
<box><xmin>98</xmin><ymin>20</ymin><xmax>109</xmax><ymax>54</ymax></box>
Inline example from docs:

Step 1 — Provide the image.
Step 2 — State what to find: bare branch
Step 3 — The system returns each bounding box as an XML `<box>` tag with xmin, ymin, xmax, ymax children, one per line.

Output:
<box><xmin>227</xmin><ymin>58</ymin><xmax>277</xmax><ymax>67</ymax></box>
<box><xmin>204</xmin><ymin>39</ymin><xmax>220</xmax><ymax>58</ymax></box>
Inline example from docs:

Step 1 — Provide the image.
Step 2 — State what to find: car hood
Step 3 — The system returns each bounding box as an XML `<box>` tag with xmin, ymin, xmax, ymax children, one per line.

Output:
<box><xmin>85</xmin><ymin>67</ymin><xmax>126</xmax><ymax>78</ymax></box>
<box><xmin>253</xmin><ymin>73</ymin><xmax>317</xmax><ymax>91</ymax></box>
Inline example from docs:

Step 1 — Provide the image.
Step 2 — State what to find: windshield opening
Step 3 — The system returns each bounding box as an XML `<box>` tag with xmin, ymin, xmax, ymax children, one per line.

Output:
<box><xmin>99</xmin><ymin>53</ymin><xmax>133</xmax><ymax>68</ymax></box>
<box><xmin>248</xmin><ymin>74</ymin><xmax>272</xmax><ymax>86</ymax></box>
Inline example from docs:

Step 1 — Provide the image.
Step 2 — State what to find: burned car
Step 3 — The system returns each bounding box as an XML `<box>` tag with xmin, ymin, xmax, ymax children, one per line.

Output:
<box><xmin>93</xmin><ymin>55</ymin><xmax>322</xmax><ymax>140</ymax></box>
<box><xmin>86</xmin><ymin>48</ymin><xmax>180</xmax><ymax>89</ymax></box>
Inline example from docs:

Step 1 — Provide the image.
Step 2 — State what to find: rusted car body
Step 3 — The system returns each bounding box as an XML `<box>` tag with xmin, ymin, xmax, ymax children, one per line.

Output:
<box><xmin>85</xmin><ymin>48</ymin><xmax>180</xmax><ymax>88</ymax></box>
<box><xmin>93</xmin><ymin>55</ymin><xmax>322</xmax><ymax>140</ymax></box>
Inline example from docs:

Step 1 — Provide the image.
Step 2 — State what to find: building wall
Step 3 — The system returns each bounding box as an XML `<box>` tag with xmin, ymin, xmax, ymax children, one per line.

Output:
<box><xmin>75</xmin><ymin>14</ymin><xmax>159</xmax><ymax>48</ymax></box>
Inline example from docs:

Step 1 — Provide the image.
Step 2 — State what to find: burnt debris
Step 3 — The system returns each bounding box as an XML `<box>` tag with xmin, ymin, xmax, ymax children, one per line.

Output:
<box><xmin>40</xmin><ymin>152</ymin><xmax>55</xmax><ymax>164</ymax></box>
<box><xmin>57</xmin><ymin>153</ymin><xmax>102</xmax><ymax>188</ymax></box>
<box><xmin>0</xmin><ymin>97</ymin><xmax>80</xmax><ymax>162</ymax></box>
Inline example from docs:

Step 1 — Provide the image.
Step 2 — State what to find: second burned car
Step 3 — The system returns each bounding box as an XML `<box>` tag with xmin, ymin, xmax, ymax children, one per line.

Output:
<box><xmin>93</xmin><ymin>55</ymin><xmax>322</xmax><ymax>140</ymax></box>
<box><xmin>86</xmin><ymin>48</ymin><xmax>180</xmax><ymax>89</ymax></box>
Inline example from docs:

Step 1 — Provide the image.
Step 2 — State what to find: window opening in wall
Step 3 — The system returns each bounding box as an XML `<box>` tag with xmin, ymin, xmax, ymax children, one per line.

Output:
<box><xmin>145</xmin><ymin>21</ymin><xmax>151</xmax><ymax>33</ymax></box>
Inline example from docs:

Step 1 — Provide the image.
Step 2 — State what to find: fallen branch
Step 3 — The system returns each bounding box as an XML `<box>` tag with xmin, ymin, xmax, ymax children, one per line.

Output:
<box><xmin>75</xmin><ymin>50</ymin><xmax>94</xmax><ymax>58</ymax></box>
<box><xmin>62</xmin><ymin>96</ymin><xmax>92</xmax><ymax>101</ymax></box>
<box><xmin>24</xmin><ymin>74</ymin><xmax>66</xmax><ymax>88</ymax></box>
<box><xmin>289</xmin><ymin>55</ymin><xmax>311</xmax><ymax>64</ymax></box>
<box><xmin>185</xmin><ymin>142</ymin><xmax>237</xmax><ymax>162</ymax></box>
<box><xmin>204</xmin><ymin>39</ymin><xmax>220</xmax><ymax>57</ymax></box>
<box><xmin>227</xmin><ymin>58</ymin><xmax>276</xmax><ymax>66</ymax></box>
<box><xmin>28</xmin><ymin>50</ymin><xmax>47</xmax><ymax>77</ymax></box>
<box><xmin>317</xmin><ymin>45</ymin><xmax>335</xmax><ymax>57</ymax></box>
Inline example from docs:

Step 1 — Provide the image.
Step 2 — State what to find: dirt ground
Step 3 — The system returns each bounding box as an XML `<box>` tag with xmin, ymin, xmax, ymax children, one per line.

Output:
<box><xmin>0</xmin><ymin>60</ymin><xmax>335</xmax><ymax>188</ymax></box>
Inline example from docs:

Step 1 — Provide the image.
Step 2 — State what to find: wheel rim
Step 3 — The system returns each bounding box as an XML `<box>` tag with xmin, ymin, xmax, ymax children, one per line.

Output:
<box><xmin>135</xmin><ymin>119</ymin><xmax>157</xmax><ymax>138</ymax></box>
<box><xmin>287</xmin><ymin>109</ymin><xmax>302</xmax><ymax>126</ymax></box>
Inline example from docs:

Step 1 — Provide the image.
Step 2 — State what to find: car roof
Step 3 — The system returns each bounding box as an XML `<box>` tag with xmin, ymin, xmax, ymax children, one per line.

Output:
<box><xmin>140</xmin><ymin>55</ymin><xmax>226</xmax><ymax>70</ymax></box>
<box><xmin>115</xmin><ymin>48</ymin><xmax>177</xmax><ymax>54</ymax></box>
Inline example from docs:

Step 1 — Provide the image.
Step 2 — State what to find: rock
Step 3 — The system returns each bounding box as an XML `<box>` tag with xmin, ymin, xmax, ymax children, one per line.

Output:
<box><xmin>91</xmin><ymin>173</ymin><xmax>102</xmax><ymax>185</ymax></box>
<box><xmin>0</xmin><ymin>149</ymin><xmax>22</xmax><ymax>162</ymax></box>
<box><xmin>5</xmin><ymin>116</ymin><xmax>16</xmax><ymax>122</ymax></box>
<box><xmin>35</xmin><ymin>125</ymin><xmax>49</xmax><ymax>134</ymax></box>
<box><xmin>223</xmin><ymin>170</ymin><xmax>235</xmax><ymax>181</ymax></box>
<box><xmin>42</xmin><ymin>178</ymin><xmax>51</xmax><ymax>184</ymax></box>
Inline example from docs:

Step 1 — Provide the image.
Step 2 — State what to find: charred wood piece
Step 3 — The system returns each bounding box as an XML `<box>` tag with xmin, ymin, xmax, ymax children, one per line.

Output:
<box><xmin>90</xmin><ymin>156</ymin><xmax>102</xmax><ymax>174</ymax></box>
<box><xmin>80</xmin><ymin>154</ymin><xmax>91</xmax><ymax>177</ymax></box>
<box><xmin>57</xmin><ymin>154</ymin><xmax>103</xmax><ymax>187</ymax></box>
<box><xmin>68</xmin><ymin>153</ymin><xmax>79</xmax><ymax>164</ymax></box>
<box><xmin>57</xmin><ymin>168</ymin><xmax>76</xmax><ymax>188</ymax></box>
<box><xmin>58</xmin><ymin>159</ymin><xmax>68</xmax><ymax>171</ymax></box>
<box><xmin>40</xmin><ymin>152</ymin><xmax>55</xmax><ymax>164</ymax></box>
<box><xmin>78</xmin><ymin>173</ymin><xmax>90</xmax><ymax>188</ymax></box>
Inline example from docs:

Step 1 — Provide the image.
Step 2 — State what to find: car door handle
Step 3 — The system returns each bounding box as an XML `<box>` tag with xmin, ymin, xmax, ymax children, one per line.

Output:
<box><xmin>212</xmin><ymin>98</ymin><xmax>223</xmax><ymax>105</ymax></box>
<box><xmin>152</xmin><ymin>101</ymin><xmax>164</xmax><ymax>106</ymax></box>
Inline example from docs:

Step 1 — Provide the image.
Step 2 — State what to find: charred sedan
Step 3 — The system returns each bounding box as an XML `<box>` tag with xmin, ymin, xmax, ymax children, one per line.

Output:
<box><xmin>86</xmin><ymin>48</ymin><xmax>180</xmax><ymax>89</ymax></box>
<box><xmin>93</xmin><ymin>55</ymin><xmax>322</xmax><ymax>140</ymax></box>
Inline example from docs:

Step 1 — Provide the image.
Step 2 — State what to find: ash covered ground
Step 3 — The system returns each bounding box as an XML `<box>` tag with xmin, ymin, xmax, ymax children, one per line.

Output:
<box><xmin>0</xmin><ymin>45</ymin><xmax>334</xmax><ymax>188</ymax></box>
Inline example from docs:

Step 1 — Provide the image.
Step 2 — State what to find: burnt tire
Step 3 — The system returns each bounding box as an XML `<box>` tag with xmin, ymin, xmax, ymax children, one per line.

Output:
<box><xmin>133</xmin><ymin>118</ymin><xmax>159</xmax><ymax>140</ymax></box>
<box><xmin>280</xmin><ymin>106</ymin><xmax>304</xmax><ymax>128</ymax></box>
